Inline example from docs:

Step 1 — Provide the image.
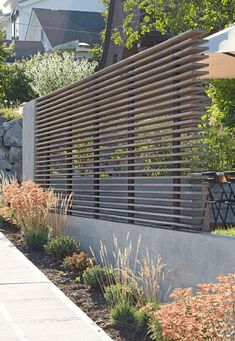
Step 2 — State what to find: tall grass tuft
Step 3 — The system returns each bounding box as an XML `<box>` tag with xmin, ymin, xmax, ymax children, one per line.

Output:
<box><xmin>0</xmin><ymin>178</ymin><xmax>73</xmax><ymax>250</ymax></box>
<box><xmin>92</xmin><ymin>233</ymin><xmax>166</xmax><ymax>307</ymax></box>
<box><xmin>48</xmin><ymin>192</ymin><xmax>73</xmax><ymax>236</ymax></box>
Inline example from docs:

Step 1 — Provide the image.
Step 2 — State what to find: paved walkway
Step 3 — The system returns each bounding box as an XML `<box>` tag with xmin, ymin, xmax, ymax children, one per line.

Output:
<box><xmin>0</xmin><ymin>232</ymin><xmax>113</xmax><ymax>341</ymax></box>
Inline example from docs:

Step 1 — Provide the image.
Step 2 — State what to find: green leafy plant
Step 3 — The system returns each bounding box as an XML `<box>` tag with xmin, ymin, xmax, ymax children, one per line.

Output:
<box><xmin>24</xmin><ymin>225</ymin><xmax>51</xmax><ymax>252</ymax></box>
<box><xmin>140</xmin><ymin>303</ymin><xmax>163</xmax><ymax>340</ymax></box>
<box><xmin>104</xmin><ymin>283</ymin><xmax>137</xmax><ymax>307</ymax></box>
<box><xmin>110</xmin><ymin>302</ymin><xmax>147</xmax><ymax>330</ymax></box>
<box><xmin>75</xmin><ymin>275</ymin><xmax>81</xmax><ymax>284</ymax></box>
<box><xmin>0</xmin><ymin>62</ymin><xmax>35</xmax><ymax>106</ymax></box>
<box><xmin>62</xmin><ymin>251</ymin><xmax>94</xmax><ymax>274</ymax></box>
<box><xmin>45</xmin><ymin>235</ymin><xmax>80</xmax><ymax>259</ymax></box>
<box><xmin>0</xmin><ymin>215</ymin><xmax>5</xmax><ymax>224</ymax></box>
<box><xmin>90</xmin><ymin>0</ymin><xmax>110</xmax><ymax>62</ymax></box>
<box><xmin>205</xmin><ymin>79</ymin><xmax>235</xmax><ymax>171</ymax></box>
<box><xmin>83</xmin><ymin>265</ymin><xmax>115</xmax><ymax>288</ymax></box>
<box><xmin>213</xmin><ymin>227</ymin><xmax>235</xmax><ymax>236</ymax></box>
<box><xmin>25</xmin><ymin>51</ymin><xmax>97</xmax><ymax>96</ymax></box>
<box><xmin>0</xmin><ymin>107</ymin><xmax>21</xmax><ymax>121</ymax></box>
<box><xmin>113</xmin><ymin>0</ymin><xmax>235</xmax><ymax>49</ymax></box>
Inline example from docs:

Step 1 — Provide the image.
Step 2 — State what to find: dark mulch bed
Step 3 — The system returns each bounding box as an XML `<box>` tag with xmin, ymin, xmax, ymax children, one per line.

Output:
<box><xmin>0</xmin><ymin>222</ymin><xmax>151</xmax><ymax>341</ymax></box>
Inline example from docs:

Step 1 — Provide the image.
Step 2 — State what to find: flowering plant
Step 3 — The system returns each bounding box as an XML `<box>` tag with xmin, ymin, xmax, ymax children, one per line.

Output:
<box><xmin>151</xmin><ymin>274</ymin><xmax>235</xmax><ymax>341</ymax></box>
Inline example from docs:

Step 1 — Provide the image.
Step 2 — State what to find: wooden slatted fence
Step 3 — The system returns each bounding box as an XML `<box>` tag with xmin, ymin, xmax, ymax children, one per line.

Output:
<box><xmin>34</xmin><ymin>30</ymin><xmax>209</xmax><ymax>231</ymax></box>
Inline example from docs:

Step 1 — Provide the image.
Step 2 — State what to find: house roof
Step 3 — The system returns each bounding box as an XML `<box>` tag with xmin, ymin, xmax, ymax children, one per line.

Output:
<box><xmin>32</xmin><ymin>8</ymin><xmax>105</xmax><ymax>47</ymax></box>
<box><xmin>4</xmin><ymin>40</ymin><xmax>45</xmax><ymax>62</ymax></box>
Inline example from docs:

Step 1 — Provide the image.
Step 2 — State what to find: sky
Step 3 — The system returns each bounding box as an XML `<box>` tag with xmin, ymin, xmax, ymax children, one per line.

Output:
<box><xmin>0</xmin><ymin>1</ymin><xmax>4</xmax><ymax>10</ymax></box>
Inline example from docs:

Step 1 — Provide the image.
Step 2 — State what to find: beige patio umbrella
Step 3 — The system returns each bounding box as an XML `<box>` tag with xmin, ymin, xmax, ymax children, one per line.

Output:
<box><xmin>203</xmin><ymin>24</ymin><xmax>235</xmax><ymax>79</ymax></box>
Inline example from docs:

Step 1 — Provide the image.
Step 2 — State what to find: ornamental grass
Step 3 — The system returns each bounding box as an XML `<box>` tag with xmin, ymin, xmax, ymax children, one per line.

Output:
<box><xmin>0</xmin><ymin>180</ymin><xmax>57</xmax><ymax>230</ymax></box>
<box><xmin>153</xmin><ymin>274</ymin><xmax>235</xmax><ymax>341</ymax></box>
<box><xmin>0</xmin><ymin>179</ymin><xmax>72</xmax><ymax>250</ymax></box>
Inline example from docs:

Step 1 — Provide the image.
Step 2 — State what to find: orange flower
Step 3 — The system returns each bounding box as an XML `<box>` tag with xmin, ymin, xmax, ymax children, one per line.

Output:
<box><xmin>153</xmin><ymin>274</ymin><xmax>235</xmax><ymax>341</ymax></box>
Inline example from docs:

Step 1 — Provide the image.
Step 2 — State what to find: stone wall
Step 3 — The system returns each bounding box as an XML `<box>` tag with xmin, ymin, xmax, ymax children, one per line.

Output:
<box><xmin>0</xmin><ymin>117</ymin><xmax>22</xmax><ymax>180</ymax></box>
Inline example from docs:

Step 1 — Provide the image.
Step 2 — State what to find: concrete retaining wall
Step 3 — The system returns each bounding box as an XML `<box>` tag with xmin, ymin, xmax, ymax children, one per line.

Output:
<box><xmin>67</xmin><ymin>215</ymin><xmax>235</xmax><ymax>299</ymax></box>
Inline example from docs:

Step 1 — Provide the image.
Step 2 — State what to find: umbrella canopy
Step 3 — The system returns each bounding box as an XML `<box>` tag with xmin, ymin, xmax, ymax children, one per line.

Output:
<box><xmin>203</xmin><ymin>24</ymin><xmax>235</xmax><ymax>79</ymax></box>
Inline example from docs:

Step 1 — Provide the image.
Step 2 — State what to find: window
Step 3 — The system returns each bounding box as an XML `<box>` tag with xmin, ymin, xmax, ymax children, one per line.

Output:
<box><xmin>11</xmin><ymin>10</ymin><xmax>19</xmax><ymax>39</ymax></box>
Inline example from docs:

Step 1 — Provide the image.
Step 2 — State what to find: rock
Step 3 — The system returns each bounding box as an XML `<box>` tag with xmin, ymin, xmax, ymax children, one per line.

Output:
<box><xmin>0</xmin><ymin>159</ymin><xmax>12</xmax><ymax>171</ymax></box>
<box><xmin>0</xmin><ymin>127</ymin><xmax>4</xmax><ymax>137</ymax></box>
<box><xmin>0</xmin><ymin>116</ymin><xmax>7</xmax><ymax>125</ymax></box>
<box><xmin>9</xmin><ymin>147</ymin><xmax>22</xmax><ymax>163</ymax></box>
<box><xmin>3</xmin><ymin>118</ymin><xmax>22</xmax><ymax>147</ymax></box>
<box><xmin>0</xmin><ymin>147</ymin><xmax>8</xmax><ymax>160</ymax></box>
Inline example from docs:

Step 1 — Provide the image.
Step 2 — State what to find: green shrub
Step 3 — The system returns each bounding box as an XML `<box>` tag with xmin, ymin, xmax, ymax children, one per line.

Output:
<box><xmin>0</xmin><ymin>62</ymin><xmax>35</xmax><ymax>106</ymax></box>
<box><xmin>83</xmin><ymin>265</ymin><xmax>115</xmax><ymax>288</ymax></box>
<box><xmin>148</xmin><ymin>316</ymin><xmax>164</xmax><ymax>341</ymax></box>
<box><xmin>24</xmin><ymin>225</ymin><xmax>50</xmax><ymax>252</ymax></box>
<box><xmin>104</xmin><ymin>284</ymin><xmax>137</xmax><ymax>307</ymax></box>
<box><xmin>0</xmin><ymin>215</ymin><xmax>5</xmax><ymax>224</ymax></box>
<box><xmin>75</xmin><ymin>275</ymin><xmax>81</xmax><ymax>284</ymax></box>
<box><xmin>45</xmin><ymin>235</ymin><xmax>80</xmax><ymax>259</ymax></box>
<box><xmin>212</xmin><ymin>227</ymin><xmax>235</xmax><ymax>236</ymax></box>
<box><xmin>0</xmin><ymin>108</ymin><xmax>21</xmax><ymax>121</ymax></box>
<box><xmin>25</xmin><ymin>52</ymin><xmax>97</xmax><ymax>96</ymax></box>
<box><xmin>110</xmin><ymin>302</ymin><xmax>147</xmax><ymax>330</ymax></box>
<box><xmin>62</xmin><ymin>251</ymin><xmax>94</xmax><ymax>274</ymax></box>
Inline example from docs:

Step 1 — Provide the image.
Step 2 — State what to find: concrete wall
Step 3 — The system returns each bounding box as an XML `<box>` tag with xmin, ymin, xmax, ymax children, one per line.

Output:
<box><xmin>67</xmin><ymin>215</ymin><xmax>235</xmax><ymax>300</ymax></box>
<box><xmin>23</xmin><ymin>100</ymin><xmax>35</xmax><ymax>181</ymax></box>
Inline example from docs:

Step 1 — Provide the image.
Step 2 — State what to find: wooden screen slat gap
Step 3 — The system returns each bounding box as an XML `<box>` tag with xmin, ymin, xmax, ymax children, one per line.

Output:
<box><xmin>67</xmin><ymin>209</ymin><xmax>201</xmax><ymax>229</ymax></box>
<box><xmin>36</xmin><ymin>135</ymin><xmax>205</xmax><ymax>154</ymax></box>
<box><xmin>35</xmin><ymin>152</ymin><xmax>206</xmax><ymax>167</ymax></box>
<box><xmin>35</xmin><ymin>123</ymin><xmax>204</xmax><ymax>148</ymax></box>
<box><xmin>71</xmin><ymin>200</ymin><xmax>204</xmax><ymax>212</ymax></box>
<box><xmin>36</xmin><ymin>144</ymin><xmax>207</xmax><ymax>162</ymax></box>
<box><xmin>32</xmin><ymin>185</ymin><xmax>205</xmax><ymax>196</ymax></box>
<box><xmin>35</xmin><ymin>158</ymin><xmax>206</xmax><ymax>172</ymax></box>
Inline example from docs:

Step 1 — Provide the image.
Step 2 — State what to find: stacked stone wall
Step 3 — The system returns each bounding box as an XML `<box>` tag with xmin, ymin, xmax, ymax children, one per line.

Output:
<box><xmin>0</xmin><ymin>117</ymin><xmax>22</xmax><ymax>180</ymax></box>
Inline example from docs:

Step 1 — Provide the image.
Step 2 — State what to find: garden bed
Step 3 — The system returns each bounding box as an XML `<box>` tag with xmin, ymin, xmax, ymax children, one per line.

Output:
<box><xmin>0</xmin><ymin>221</ymin><xmax>151</xmax><ymax>341</ymax></box>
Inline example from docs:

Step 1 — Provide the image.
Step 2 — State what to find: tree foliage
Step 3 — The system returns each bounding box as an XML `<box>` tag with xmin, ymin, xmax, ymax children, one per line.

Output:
<box><xmin>0</xmin><ymin>62</ymin><xmax>35</xmax><ymax>105</ymax></box>
<box><xmin>205</xmin><ymin>80</ymin><xmax>235</xmax><ymax>170</ymax></box>
<box><xmin>0</xmin><ymin>31</ymin><xmax>14</xmax><ymax>62</ymax></box>
<box><xmin>90</xmin><ymin>0</ymin><xmax>110</xmax><ymax>61</ymax></box>
<box><xmin>25</xmin><ymin>51</ymin><xmax>97</xmax><ymax>96</ymax></box>
<box><xmin>113</xmin><ymin>0</ymin><xmax>235</xmax><ymax>48</ymax></box>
